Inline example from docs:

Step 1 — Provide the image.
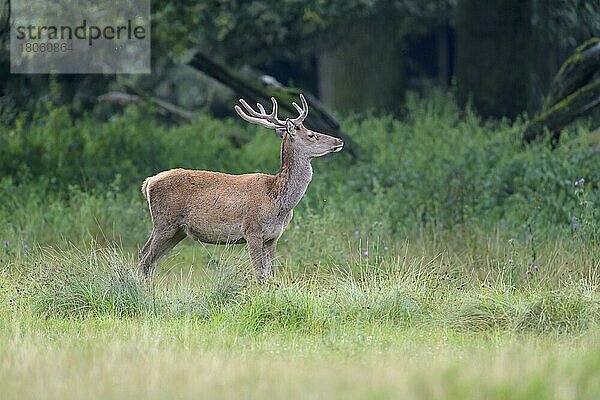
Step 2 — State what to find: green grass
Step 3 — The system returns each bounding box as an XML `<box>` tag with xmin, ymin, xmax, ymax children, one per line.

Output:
<box><xmin>0</xmin><ymin>94</ymin><xmax>599</xmax><ymax>398</ymax></box>
<box><xmin>1</xmin><ymin>236</ymin><xmax>598</xmax><ymax>399</ymax></box>
<box><xmin>0</xmin><ymin>313</ymin><xmax>598</xmax><ymax>399</ymax></box>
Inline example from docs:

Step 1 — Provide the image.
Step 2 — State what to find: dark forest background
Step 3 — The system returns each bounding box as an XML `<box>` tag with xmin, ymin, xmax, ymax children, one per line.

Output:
<box><xmin>1</xmin><ymin>0</ymin><xmax>598</xmax><ymax>121</ymax></box>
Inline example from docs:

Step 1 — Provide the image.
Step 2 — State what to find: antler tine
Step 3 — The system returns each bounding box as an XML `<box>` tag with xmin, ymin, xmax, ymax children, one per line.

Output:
<box><xmin>238</xmin><ymin>98</ymin><xmax>268</xmax><ymax>119</ymax></box>
<box><xmin>266</xmin><ymin>97</ymin><xmax>287</xmax><ymax>126</ymax></box>
<box><xmin>291</xmin><ymin>93</ymin><xmax>309</xmax><ymax>124</ymax></box>
<box><xmin>256</xmin><ymin>103</ymin><xmax>267</xmax><ymax>114</ymax></box>
<box><xmin>234</xmin><ymin>104</ymin><xmax>279</xmax><ymax>129</ymax></box>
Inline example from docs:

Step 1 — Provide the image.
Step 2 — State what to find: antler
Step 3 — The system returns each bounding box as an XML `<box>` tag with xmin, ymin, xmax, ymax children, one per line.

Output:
<box><xmin>235</xmin><ymin>94</ymin><xmax>310</xmax><ymax>129</ymax></box>
<box><xmin>235</xmin><ymin>97</ymin><xmax>286</xmax><ymax>129</ymax></box>
<box><xmin>291</xmin><ymin>94</ymin><xmax>309</xmax><ymax>125</ymax></box>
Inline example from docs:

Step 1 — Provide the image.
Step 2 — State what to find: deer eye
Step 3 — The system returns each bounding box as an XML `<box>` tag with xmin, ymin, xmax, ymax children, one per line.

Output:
<box><xmin>308</xmin><ymin>133</ymin><xmax>317</xmax><ymax>140</ymax></box>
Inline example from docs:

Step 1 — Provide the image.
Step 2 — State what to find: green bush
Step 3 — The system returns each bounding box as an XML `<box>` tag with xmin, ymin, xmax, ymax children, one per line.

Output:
<box><xmin>0</xmin><ymin>93</ymin><xmax>598</xmax><ymax>242</ymax></box>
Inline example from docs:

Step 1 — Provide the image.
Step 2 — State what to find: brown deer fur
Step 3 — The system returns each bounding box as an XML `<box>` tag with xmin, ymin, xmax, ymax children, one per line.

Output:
<box><xmin>138</xmin><ymin>95</ymin><xmax>343</xmax><ymax>281</ymax></box>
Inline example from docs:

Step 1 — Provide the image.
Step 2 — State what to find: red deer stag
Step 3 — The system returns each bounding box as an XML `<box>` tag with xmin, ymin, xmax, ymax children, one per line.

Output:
<box><xmin>138</xmin><ymin>94</ymin><xmax>344</xmax><ymax>281</ymax></box>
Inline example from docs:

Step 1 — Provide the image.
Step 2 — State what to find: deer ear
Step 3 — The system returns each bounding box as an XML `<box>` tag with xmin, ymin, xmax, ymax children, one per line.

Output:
<box><xmin>286</xmin><ymin>120</ymin><xmax>296</xmax><ymax>136</ymax></box>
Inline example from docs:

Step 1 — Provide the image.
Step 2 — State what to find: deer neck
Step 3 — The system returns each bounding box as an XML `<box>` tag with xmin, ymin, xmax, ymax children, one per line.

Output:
<box><xmin>275</xmin><ymin>139</ymin><xmax>312</xmax><ymax>215</ymax></box>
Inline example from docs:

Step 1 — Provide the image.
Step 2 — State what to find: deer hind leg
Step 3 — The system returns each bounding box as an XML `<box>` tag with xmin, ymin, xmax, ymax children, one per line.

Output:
<box><xmin>138</xmin><ymin>227</ymin><xmax>186</xmax><ymax>281</ymax></box>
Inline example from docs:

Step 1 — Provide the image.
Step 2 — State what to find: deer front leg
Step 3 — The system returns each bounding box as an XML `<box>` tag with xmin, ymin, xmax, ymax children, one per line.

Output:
<box><xmin>262</xmin><ymin>238</ymin><xmax>278</xmax><ymax>279</ymax></box>
<box><xmin>246</xmin><ymin>235</ymin><xmax>268</xmax><ymax>282</ymax></box>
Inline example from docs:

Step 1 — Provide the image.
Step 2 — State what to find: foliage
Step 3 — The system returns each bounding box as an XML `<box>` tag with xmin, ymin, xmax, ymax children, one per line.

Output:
<box><xmin>1</xmin><ymin>93</ymin><xmax>598</xmax><ymax>245</ymax></box>
<box><xmin>152</xmin><ymin>0</ymin><xmax>599</xmax><ymax>65</ymax></box>
<box><xmin>532</xmin><ymin>0</ymin><xmax>600</xmax><ymax>48</ymax></box>
<box><xmin>152</xmin><ymin>0</ymin><xmax>456</xmax><ymax>64</ymax></box>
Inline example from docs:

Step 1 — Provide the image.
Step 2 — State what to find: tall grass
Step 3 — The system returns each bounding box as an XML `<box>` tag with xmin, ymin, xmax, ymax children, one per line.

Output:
<box><xmin>3</xmin><ymin>238</ymin><xmax>597</xmax><ymax>334</ymax></box>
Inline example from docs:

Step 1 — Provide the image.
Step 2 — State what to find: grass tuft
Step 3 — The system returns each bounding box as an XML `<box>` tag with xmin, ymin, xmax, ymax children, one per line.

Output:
<box><xmin>8</xmin><ymin>242</ymin><xmax>597</xmax><ymax>335</ymax></box>
<box><xmin>21</xmin><ymin>245</ymin><xmax>150</xmax><ymax>318</ymax></box>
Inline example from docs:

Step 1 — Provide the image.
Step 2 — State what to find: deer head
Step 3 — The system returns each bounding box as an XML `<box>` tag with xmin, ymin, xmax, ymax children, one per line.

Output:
<box><xmin>234</xmin><ymin>94</ymin><xmax>344</xmax><ymax>159</ymax></box>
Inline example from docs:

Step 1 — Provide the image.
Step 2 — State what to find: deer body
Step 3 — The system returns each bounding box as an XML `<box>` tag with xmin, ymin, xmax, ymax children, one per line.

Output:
<box><xmin>138</xmin><ymin>94</ymin><xmax>342</xmax><ymax>281</ymax></box>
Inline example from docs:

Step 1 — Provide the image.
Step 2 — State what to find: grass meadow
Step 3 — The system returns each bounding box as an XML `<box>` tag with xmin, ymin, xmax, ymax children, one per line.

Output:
<box><xmin>1</xmin><ymin>94</ymin><xmax>599</xmax><ymax>399</ymax></box>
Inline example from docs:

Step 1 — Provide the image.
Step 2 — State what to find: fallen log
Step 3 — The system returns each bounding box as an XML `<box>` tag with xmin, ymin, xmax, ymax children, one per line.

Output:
<box><xmin>524</xmin><ymin>80</ymin><xmax>600</xmax><ymax>143</ymax></box>
<box><xmin>98</xmin><ymin>86</ymin><xmax>196</xmax><ymax>123</ymax></box>
<box><xmin>524</xmin><ymin>38</ymin><xmax>600</xmax><ymax>143</ymax></box>
<box><xmin>544</xmin><ymin>38</ymin><xmax>600</xmax><ymax>109</ymax></box>
<box><xmin>187</xmin><ymin>51</ymin><xmax>359</xmax><ymax>159</ymax></box>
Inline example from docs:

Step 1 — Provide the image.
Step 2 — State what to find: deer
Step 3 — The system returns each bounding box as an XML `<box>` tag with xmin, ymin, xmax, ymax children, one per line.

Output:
<box><xmin>138</xmin><ymin>94</ymin><xmax>344</xmax><ymax>282</ymax></box>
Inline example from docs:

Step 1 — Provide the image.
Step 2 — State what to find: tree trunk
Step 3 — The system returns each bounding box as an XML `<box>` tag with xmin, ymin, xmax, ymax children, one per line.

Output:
<box><xmin>436</xmin><ymin>26</ymin><xmax>450</xmax><ymax>89</ymax></box>
<box><xmin>455</xmin><ymin>0</ymin><xmax>532</xmax><ymax>118</ymax></box>
<box><xmin>317</xmin><ymin>2</ymin><xmax>405</xmax><ymax>113</ymax></box>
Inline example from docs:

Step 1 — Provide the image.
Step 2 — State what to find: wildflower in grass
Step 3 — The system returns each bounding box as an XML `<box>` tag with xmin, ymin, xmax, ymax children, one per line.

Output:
<box><xmin>574</xmin><ymin>178</ymin><xmax>585</xmax><ymax>187</ymax></box>
<box><xmin>572</xmin><ymin>223</ymin><xmax>577</xmax><ymax>229</ymax></box>
<box><xmin>533</xmin><ymin>265</ymin><xmax>539</xmax><ymax>271</ymax></box>
<box><xmin>353</xmin><ymin>230</ymin><xmax>360</xmax><ymax>237</ymax></box>
<box><xmin>363</xmin><ymin>250</ymin><xmax>369</xmax><ymax>257</ymax></box>
<box><xmin>2</xmin><ymin>239</ymin><xmax>7</xmax><ymax>246</ymax></box>
<box><xmin>384</xmin><ymin>246</ymin><xmax>389</xmax><ymax>252</ymax></box>
<box><xmin>23</xmin><ymin>243</ymin><xmax>29</xmax><ymax>252</ymax></box>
